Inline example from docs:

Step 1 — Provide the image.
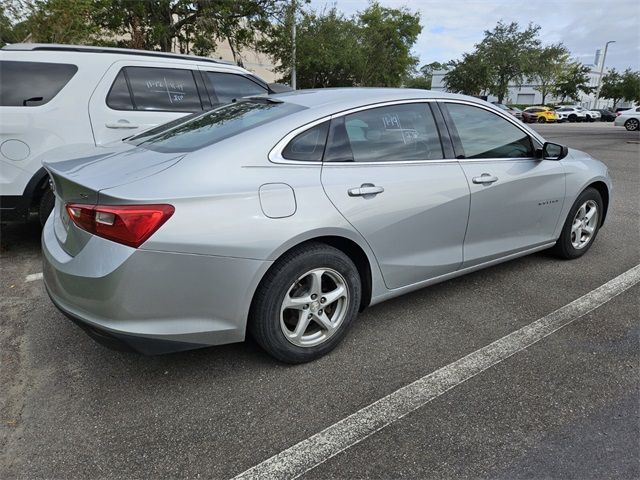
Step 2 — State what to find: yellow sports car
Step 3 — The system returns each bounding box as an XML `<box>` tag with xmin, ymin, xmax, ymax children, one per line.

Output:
<box><xmin>522</xmin><ymin>106</ymin><xmax>558</xmax><ymax>123</ymax></box>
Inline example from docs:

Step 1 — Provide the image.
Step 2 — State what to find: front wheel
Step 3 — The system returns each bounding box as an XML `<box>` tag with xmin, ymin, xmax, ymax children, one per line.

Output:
<box><xmin>625</xmin><ymin>118</ymin><xmax>639</xmax><ymax>131</ymax></box>
<box><xmin>249</xmin><ymin>243</ymin><xmax>361</xmax><ymax>363</ymax></box>
<box><xmin>550</xmin><ymin>188</ymin><xmax>603</xmax><ymax>259</ymax></box>
<box><xmin>537</xmin><ymin>116</ymin><xmax>546</xmax><ymax>123</ymax></box>
<box><xmin>569</xmin><ymin>114</ymin><xmax>577</xmax><ymax>123</ymax></box>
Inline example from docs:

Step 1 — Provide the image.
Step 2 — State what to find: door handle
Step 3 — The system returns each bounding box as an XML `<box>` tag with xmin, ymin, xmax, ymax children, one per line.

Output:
<box><xmin>105</xmin><ymin>121</ymin><xmax>139</xmax><ymax>129</ymax></box>
<box><xmin>348</xmin><ymin>184</ymin><xmax>384</xmax><ymax>197</ymax></box>
<box><xmin>472</xmin><ymin>173</ymin><xmax>499</xmax><ymax>185</ymax></box>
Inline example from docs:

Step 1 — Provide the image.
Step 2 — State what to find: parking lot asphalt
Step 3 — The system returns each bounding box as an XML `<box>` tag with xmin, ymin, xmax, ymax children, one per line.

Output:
<box><xmin>1</xmin><ymin>122</ymin><xmax>638</xmax><ymax>479</ymax></box>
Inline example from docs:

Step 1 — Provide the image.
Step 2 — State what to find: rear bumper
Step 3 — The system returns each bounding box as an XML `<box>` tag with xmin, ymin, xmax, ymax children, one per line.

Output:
<box><xmin>42</xmin><ymin>216</ymin><xmax>271</xmax><ymax>354</ymax></box>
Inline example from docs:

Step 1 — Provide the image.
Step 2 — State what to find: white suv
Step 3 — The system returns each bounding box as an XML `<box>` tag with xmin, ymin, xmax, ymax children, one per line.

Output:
<box><xmin>554</xmin><ymin>106</ymin><xmax>588</xmax><ymax>123</ymax></box>
<box><xmin>0</xmin><ymin>44</ymin><xmax>283</xmax><ymax>224</ymax></box>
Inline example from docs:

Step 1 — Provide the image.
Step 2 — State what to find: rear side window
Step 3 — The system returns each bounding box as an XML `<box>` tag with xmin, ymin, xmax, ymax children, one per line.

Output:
<box><xmin>204</xmin><ymin>72</ymin><xmax>267</xmax><ymax>104</ymax></box>
<box><xmin>127</xmin><ymin>100</ymin><xmax>305</xmax><ymax>153</ymax></box>
<box><xmin>445</xmin><ymin>103</ymin><xmax>534</xmax><ymax>159</ymax></box>
<box><xmin>117</xmin><ymin>67</ymin><xmax>202</xmax><ymax>112</ymax></box>
<box><xmin>282</xmin><ymin>122</ymin><xmax>329</xmax><ymax>161</ymax></box>
<box><xmin>0</xmin><ymin>61</ymin><xmax>77</xmax><ymax>107</ymax></box>
<box><xmin>106</xmin><ymin>70</ymin><xmax>134</xmax><ymax>110</ymax></box>
<box><xmin>325</xmin><ymin>103</ymin><xmax>444</xmax><ymax>163</ymax></box>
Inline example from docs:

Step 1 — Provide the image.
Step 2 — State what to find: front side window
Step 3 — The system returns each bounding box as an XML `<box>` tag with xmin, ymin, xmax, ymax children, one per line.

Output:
<box><xmin>445</xmin><ymin>103</ymin><xmax>534</xmax><ymax>159</ymax></box>
<box><xmin>127</xmin><ymin>100</ymin><xmax>305</xmax><ymax>153</ymax></box>
<box><xmin>325</xmin><ymin>103</ymin><xmax>444</xmax><ymax>163</ymax></box>
<box><xmin>123</xmin><ymin>67</ymin><xmax>202</xmax><ymax>112</ymax></box>
<box><xmin>204</xmin><ymin>72</ymin><xmax>267</xmax><ymax>104</ymax></box>
<box><xmin>0</xmin><ymin>61</ymin><xmax>77</xmax><ymax>107</ymax></box>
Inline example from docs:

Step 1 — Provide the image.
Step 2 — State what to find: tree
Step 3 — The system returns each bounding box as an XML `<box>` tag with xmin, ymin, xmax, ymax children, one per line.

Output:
<box><xmin>260</xmin><ymin>2</ymin><xmax>421</xmax><ymax>88</ymax></box>
<box><xmin>620</xmin><ymin>68</ymin><xmax>640</xmax><ymax>104</ymax></box>
<box><xmin>600</xmin><ymin>68</ymin><xmax>624</xmax><ymax>109</ymax></box>
<box><xmin>402</xmin><ymin>61</ymin><xmax>446</xmax><ymax>90</ymax></box>
<box><xmin>443</xmin><ymin>53</ymin><xmax>491</xmax><ymax>96</ymax></box>
<box><xmin>552</xmin><ymin>62</ymin><xmax>593</xmax><ymax>103</ymax></box>
<box><xmin>476</xmin><ymin>21</ymin><xmax>542</xmax><ymax>103</ymax></box>
<box><xmin>531</xmin><ymin>44</ymin><xmax>569</xmax><ymax>105</ymax></box>
<box><xmin>355</xmin><ymin>3</ymin><xmax>421</xmax><ymax>86</ymax></box>
<box><xmin>2</xmin><ymin>0</ymin><xmax>286</xmax><ymax>61</ymax></box>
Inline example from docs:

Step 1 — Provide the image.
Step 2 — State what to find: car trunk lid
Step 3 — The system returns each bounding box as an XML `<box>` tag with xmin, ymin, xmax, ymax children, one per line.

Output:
<box><xmin>44</xmin><ymin>146</ymin><xmax>184</xmax><ymax>256</ymax></box>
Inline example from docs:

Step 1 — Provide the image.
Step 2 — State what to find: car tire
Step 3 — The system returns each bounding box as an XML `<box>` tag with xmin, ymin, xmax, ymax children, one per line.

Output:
<box><xmin>38</xmin><ymin>187</ymin><xmax>55</xmax><ymax>227</ymax></box>
<box><xmin>249</xmin><ymin>242</ymin><xmax>362</xmax><ymax>363</ymax></box>
<box><xmin>537</xmin><ymin>116</ymin><xmax>546</xmax><ymax>123</ymax></box>
<box><xmin>551</xmin><ymin>187</ymin><xmax>603</xmax><ymax>260</ymax></box>
<box><xmin>569</xmin><ymin>114</ymin><xmax>577</xmax><ymax>123</ymax></box>
<box><xmin>585</xmin><ymin>115</ymin><xmax>592</xmax><ymax>122</ymax></box>
<box><xmin>624</xmin><ymin>118</ymin><xmax>639</xmax><ymax>131</ymax></box>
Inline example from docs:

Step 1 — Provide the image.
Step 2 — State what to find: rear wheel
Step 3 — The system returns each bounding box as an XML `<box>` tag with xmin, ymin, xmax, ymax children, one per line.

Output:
<box><xmin>551</xmin><ymin>188</ymin><xmax>603</xmax><ymax>259</ymax></box>
<box><xmin>537</xmin><ymin>116</ymin><xmax>546</xmax><ymax>123</ymax></box>
<box><xmin>585</xmin><ymin>115</ymin><xmax>592</xmax><ymax>122</ymax></box>
<box><xmin>569</xmin><ymin>114</ymin><xmax>577</xmax><ymax>123</ymax></box>
<box><xmin>38</xmin><ymin>187</ymin><xmax>55</xmax><ymax>226</ymax></box>
<box><xmin>249</xmin><ymin>243</ymin><xmax>361</xmax><ymax>363</ymax></box>
<box><xmin>625</xmin><ymin>118</ymin><xmax>639</xmax><ymax>131</ymax></box>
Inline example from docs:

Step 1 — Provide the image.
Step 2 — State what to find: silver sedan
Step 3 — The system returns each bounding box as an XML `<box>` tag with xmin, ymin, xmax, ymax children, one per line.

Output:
<box><xmin>42</xmin><ymin>88</ymin><xmax>612</xmax><ymax>363</ymax></box>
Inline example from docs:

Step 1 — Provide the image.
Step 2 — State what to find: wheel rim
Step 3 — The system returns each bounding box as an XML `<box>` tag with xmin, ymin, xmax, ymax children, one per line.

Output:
<box><xmin>538</xmin><ymin>117</ymin><xmax>545</xmax><ymax>123</ymax></box>
<box><xmin>571</xmin><ymin>200</ymin><xmax>598</xmax><ymax>249</ymax></box>
<box><xmin>280</xmin><ymin>268</ymin><xmax>349</xmax><ymax>347</ymax></box>
<box><xmin>626</xmin><ymin>119</ymin><xmax>639</xmax><ymax>131</ymax></box>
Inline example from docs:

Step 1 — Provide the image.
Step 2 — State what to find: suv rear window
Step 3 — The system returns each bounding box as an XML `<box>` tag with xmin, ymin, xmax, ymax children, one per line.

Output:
<box><xmin>127</xmin><ymin>100</ymin><xmax>305</xmax><ymax>153</ymax></box>
<box><xmin>0</xmin><ymin>61</ymin><xmax>77</xmax><ymax>107</ymax></box>
<box><xmin>204</xmin><ymin>72</ymin><xmax>268</xmax><ymax>104</ymax></box>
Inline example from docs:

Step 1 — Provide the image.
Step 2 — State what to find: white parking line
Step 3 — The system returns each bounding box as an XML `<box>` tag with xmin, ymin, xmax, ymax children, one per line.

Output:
<box><xmin>25</xmin><ymin>272</ymin><xmax>43</xmax><ymax>282</ymax></box>
<box><xmin>233</xmin><ymin>264</ymin><xmax>640</xmax><ymax>480</ymax></box>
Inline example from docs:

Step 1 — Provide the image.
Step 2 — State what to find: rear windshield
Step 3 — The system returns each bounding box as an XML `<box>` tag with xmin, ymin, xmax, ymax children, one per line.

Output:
<box><xmin>0</xmin><ymin>60</ymin><xmax>78</xmax><ymax>106</ymax></box>
<box><xmin>127</xmin><ymin>100</ymin><xmax>304</xmax><ymax>153</ymax></box>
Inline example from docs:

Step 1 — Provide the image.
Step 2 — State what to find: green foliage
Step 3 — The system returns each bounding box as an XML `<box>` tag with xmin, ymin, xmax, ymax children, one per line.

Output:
<box><xmin>443</xmin><ymin>53</ymin><xmax>491</xmax><ymax>96</ymax></box>
<box><xmin>476</xmin><ymin>21</ymin><xmax>542</xmax><ymax>102</ymax></box>
<box><xmin>552</xmin><ymin>62</ymin><xmax>593</xmax><ymax>102</ymax></box>
<box><xmin>260</xmin><ymin>2</ymin><xmax>421</xmax><ymax>88</ymax></box>
<box><xmin>1</xmin><ymin>0</ymin><xmax>286</xmax><ymax>61</ymax></box>
<box><xmin>602</xmin><ymin>68</ymin><xmax>640</xmax><ymax>107</ymax></box>
<box><xmin>530</xmin><ymin>44</ymin><xmax>570</xmax><ymax>104</ymax></box>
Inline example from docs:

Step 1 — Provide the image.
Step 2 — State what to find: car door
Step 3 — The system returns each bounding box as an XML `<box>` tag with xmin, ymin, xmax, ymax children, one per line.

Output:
<box><xmin>441</xmin><ymin>101</ymin><xmax>565</xmax><ymax>268</ymax></box>
<box><xmin>321</xmin><ymin>101</ymin><xmax>470</xmax><ymax>290</ymax></box>
<box><xmin>89</xmin><ymin>62</ymin><xmax>204</xmax><ymax>145</ymax></box>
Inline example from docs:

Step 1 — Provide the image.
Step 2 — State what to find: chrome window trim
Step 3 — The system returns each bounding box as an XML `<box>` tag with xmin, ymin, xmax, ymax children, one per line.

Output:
<box><xmin>268</xmin><ymin>97</ymin><xmax>545</xmax><ymax>166</ymax></box>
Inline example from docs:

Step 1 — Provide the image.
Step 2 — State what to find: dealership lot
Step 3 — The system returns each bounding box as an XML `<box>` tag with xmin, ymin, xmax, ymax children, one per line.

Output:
<box><xmin>1</xmin><ymin>122</ymin><xmax>638</xmax><ymax>478</ymax></box>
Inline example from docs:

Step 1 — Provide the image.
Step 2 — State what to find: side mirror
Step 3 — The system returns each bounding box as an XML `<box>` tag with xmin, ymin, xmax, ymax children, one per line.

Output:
<box><xmin>542</xmin><ymin>142</ymin><xmax>568</xmax><ymax>160</ymax></box>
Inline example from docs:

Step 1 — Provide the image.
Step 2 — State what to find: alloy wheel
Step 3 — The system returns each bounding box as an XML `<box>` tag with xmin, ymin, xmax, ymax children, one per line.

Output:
<box><xmin>625</xmin><ymin>119</ymin><xmax>639</xmax><ymax>131</ymax></box>
<box><xmin>280</xmin><ymin>268</ymin><xmax>349</xmax><ymax>347</ymax></box>
<box><xmin>571</xmin><ymin>200</ymin><xmax>599</xmax><ymax>249</ymax></box>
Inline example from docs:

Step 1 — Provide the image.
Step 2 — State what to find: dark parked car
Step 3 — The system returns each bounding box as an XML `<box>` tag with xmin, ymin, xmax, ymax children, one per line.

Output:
<box><xmin>595</xmin><ymin>109</ymin><xmax>616</xmax><ymax>121</ymax></box>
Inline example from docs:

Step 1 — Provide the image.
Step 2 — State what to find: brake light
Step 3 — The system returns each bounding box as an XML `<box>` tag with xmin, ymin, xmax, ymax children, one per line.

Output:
<box><xmin>65</xmin><ymin>203</ymin><xmax>175</xmax><ymax>248</ymax></box>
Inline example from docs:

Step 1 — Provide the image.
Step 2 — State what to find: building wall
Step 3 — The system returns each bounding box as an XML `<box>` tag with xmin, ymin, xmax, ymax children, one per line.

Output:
<box><xmin>431</xmin><ymin>60</ymin><xmax>630</xmax><ymax>109</ymax></box>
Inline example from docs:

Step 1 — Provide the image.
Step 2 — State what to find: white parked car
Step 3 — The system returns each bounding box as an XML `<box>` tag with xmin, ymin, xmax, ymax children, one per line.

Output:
<box><xmin>554</xmin><ymin>106</ymin><xmax>589</xmax><ymax>123</ymax></box>
<box><xmin>614</xmin><ymin>106</ymin><xmax>640</xmax><ymax>131</ymax></box>
<box><xmin>0</xmin><ymin>43</ymin><xmax>283</xmax><ymax>224</ymax></box>
<box><xmin>583</xmin><ymin>108</ymin><xmax>601</xmax><ymax>122</ymax></box>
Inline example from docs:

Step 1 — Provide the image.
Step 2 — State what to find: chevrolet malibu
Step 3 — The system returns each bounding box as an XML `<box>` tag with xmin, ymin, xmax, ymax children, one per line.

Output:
<box><xmin>43</xmin><ymin>89</ymin><xmax>612</xmax><ymax>363</ymax></box>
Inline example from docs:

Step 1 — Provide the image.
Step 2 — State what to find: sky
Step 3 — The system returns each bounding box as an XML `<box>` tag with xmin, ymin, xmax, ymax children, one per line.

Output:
<box><xmin>308</xmin><ymin>0</ymin><xmax>640</xmax><ymax>71</ymax></box>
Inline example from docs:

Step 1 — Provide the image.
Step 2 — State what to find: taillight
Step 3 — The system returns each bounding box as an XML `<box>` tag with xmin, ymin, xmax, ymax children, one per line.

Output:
<box><xmin>66</xmin><ymin>203</ymin><xmax>174</xmax><ymax>248</ymax></box>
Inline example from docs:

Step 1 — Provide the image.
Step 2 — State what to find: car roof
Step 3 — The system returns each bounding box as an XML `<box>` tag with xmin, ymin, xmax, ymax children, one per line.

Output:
<box><xmin>2</xmin><ymin>43</ymin><xmax>235</xmax><ymax>66</ymax></box>
<box><xmin>271</xmin><ymin>87</ymin><xmax>472</xmax><ymax>110</ymax></box>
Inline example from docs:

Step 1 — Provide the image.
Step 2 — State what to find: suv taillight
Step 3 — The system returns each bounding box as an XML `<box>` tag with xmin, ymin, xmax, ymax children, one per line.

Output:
<box><xmin>66</xmin><ymin>203</ymin><xmax>174</xmax><ymax>248</ymax></box>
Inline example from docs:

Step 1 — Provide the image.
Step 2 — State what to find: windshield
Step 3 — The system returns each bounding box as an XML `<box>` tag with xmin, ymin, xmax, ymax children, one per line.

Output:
<box><xmin>127</xmin><ymin>100</ymin><xmax>305</xmax><ymax>153</ymax></box>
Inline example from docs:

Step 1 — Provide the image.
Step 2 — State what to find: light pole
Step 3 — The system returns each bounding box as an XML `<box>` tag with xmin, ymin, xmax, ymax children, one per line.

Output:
<box><xmin>593</xmin><ymin>40</ymin><xmax>615</xmax><ymax>108</ymax></box>
<box><xmin>291</xmin><ymin>0</ymin><xmax>297</xmax><ymax>90</ymax></box>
